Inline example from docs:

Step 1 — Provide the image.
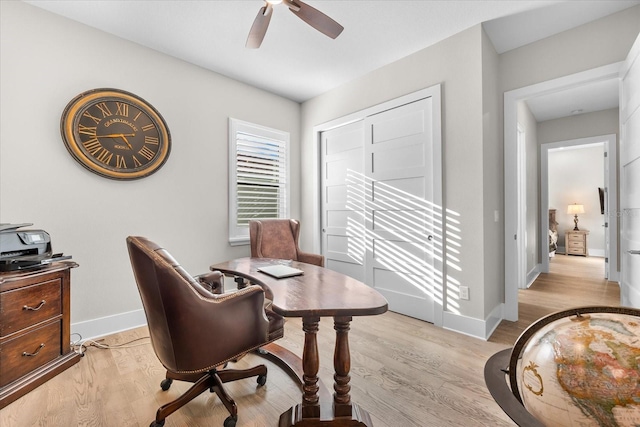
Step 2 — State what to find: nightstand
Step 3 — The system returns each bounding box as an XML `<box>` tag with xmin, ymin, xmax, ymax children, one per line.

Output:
<box><xmin>565</xmin><ymin>230</ymin><xmax>589</xmax><ymax>257</ymax></box>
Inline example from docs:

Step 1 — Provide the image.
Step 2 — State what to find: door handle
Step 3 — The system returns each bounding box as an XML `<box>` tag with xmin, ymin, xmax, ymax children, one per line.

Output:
<box><xmin>629</xmin><ymin>250</ymin><xmax>640</xmax><ymax>255</ymax></box>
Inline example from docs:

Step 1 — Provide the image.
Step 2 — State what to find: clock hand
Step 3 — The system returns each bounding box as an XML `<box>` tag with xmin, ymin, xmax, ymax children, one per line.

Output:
<box><xmin>119</xmin><ymin>134</ymin><xmax>134</xmax><ymax>150</ymax></box>
<box><xmin>96</xmin><ymin>133</ymin><xmax>136</xmax><ymax>138</ymax></box>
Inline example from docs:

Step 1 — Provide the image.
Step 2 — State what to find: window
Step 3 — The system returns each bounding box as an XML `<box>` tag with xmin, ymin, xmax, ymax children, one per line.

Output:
<box><xmin>228</xmin><ymin>118</ymin><xmax>290</xmax><ymax>245</ymax></box>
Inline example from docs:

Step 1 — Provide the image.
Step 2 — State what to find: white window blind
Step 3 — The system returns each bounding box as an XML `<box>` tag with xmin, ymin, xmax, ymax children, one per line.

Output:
<box><xmin>229</xmin><ymin>118</ymin><xmax>289</xmax><ymax>245</ymax></box>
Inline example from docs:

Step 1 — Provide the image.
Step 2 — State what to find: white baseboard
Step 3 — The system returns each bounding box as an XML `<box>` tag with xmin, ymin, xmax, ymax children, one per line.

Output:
<box><xmin>526</xmin><ymin>265</ymin><xmax>541</xmax><ymax>288</ymax></box>
<box><xmin>71</xmin><ymin>309</ymin><xmax>147</xmax><ymax>341</ymax></box>
<box><xmin>442</xmin><ymin>303</ymin><xmax>503</xmax><ymax>341</ymax></box>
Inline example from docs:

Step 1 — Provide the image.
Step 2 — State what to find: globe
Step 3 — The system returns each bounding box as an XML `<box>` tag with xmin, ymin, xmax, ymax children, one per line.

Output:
<box><xmin>511</xmin><ymin>307</ymin><xmax>640</xmax><ymax>427</ymax></box>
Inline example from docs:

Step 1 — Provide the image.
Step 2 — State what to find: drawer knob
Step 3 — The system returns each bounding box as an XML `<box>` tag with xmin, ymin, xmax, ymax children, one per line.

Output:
<box><xmin>23</xmin><ymin>300</ymin><xmax>46</xmax><ymax>311</ymax></box>
<box><xmin>22</xmin><ymin>343</ymin><xmax>45</xmax><ymax>357</ymax></box>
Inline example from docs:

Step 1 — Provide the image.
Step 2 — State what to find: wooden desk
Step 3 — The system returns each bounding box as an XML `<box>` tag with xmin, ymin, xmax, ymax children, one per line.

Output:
<box><xmin>211</xmin><ymin>258</ymin><xmax>388</xmax><ymax>427</ymax></box>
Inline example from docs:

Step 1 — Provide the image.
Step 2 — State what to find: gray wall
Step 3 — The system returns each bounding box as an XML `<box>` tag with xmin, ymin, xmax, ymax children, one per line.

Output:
<box><xmin>0</xmin><ymin>1</ymin><xmax>301</xmax><ymax>335</ymax></box>
<box><xmin>301</xmin><ymin>25</ymin><xmax>491</xmax><ymax>325</ymax></box>
<box><xmin>2</xmin><ymin>0</ymin><xmax>637</xmax><ymax>339</ymax></box>
<box><xmin>538</xmin><ymin>109</ymin><xmax>620</xmax><ymax>144</ymax></box>
<box><xmin>301</xmin><ymin>6</ymin><xmax>639</xmax><ymax>330</ymax></box>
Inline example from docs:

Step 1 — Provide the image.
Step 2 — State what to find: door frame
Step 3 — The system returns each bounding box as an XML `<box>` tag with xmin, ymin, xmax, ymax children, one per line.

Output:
<box><xmin>313</xmin><ymin>85</ymin><xmax>444</xmax><ymax>326</ymax></box>
<box><xmin>504</xmin><ymin>62</ymin><xmax>623</xmax><ymax>321</ymax></box>
<box><xmin>539</xmin><ymin>134</ymin><xmax>618</xmax><ymax>277</ymax></box>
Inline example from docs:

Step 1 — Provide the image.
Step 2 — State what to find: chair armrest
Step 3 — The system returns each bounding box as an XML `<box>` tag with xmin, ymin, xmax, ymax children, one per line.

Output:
<box><xmin>194</xmin><ymin>271</ymin><xmax>224</xmax><ymax>294</ymax></box>
<box><xmin>297</xmin><ymin>251</ymin><xmax>325</xmax><ymax>267</ymax></box>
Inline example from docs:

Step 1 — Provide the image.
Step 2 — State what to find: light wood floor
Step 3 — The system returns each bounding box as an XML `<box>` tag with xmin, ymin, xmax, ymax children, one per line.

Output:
<box><xmin>0</xmin><ymin>255</ymin><xmax>620</xmax><ymax>427</ymax></box>
<box><xmin>489</xmin><ymin>254</ymin><xmax>620</xmax><ymax>346</ymax></box>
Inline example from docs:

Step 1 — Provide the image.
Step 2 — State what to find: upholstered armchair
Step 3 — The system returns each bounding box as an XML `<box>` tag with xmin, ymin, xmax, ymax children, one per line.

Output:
<box><xmin>249</xmin><ymin>219</ymin><xmax>324</xmax><ymax>267</ymax></box>
<box><xmin>126</xmin><ymin>236</ymin><xmax>284</xmax><ymax>427</ymax></box>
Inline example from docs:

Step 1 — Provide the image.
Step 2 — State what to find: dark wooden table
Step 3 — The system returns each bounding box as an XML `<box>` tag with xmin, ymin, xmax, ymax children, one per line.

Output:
<box><xmin>211</xmin><ymin>258</ymin><xmax>388</xmax><ymax>427</ymax></box>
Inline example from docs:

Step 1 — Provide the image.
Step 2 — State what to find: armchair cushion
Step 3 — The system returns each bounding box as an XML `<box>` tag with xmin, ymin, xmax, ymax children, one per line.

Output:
<box><xmin>249</xmin><ymin>219</ymin><xmax>324</xmax><ymax>267</ymax></box>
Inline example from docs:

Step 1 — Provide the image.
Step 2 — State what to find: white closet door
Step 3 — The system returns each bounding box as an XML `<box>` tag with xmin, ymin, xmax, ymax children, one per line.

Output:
<box><xmin>620</xmin><ymin>33</ymin><xmax>640</xmax><ymax>307</ymax></box>
<box><xmin>364</xmin><ymin>97</ymin><xmax>436</xmax><ymax>323</ymax></box>
<box><xmin>320</xmin><ymin>121</ymin><xmax>366</xmax><ymax>282</ymax></box>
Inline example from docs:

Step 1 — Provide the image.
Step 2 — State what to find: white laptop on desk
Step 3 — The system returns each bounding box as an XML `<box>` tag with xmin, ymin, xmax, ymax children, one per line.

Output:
<box><xmin>257</xmin><ymin>264</ymin><xmax>304</xmax><ymax>279</ymax></box>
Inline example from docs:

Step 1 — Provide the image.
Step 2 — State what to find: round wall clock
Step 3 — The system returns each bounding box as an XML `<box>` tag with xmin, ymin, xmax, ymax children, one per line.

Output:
<box><xmin>60</xmin><ymin>88</ymin><xmax>171</xmax><ymax>180</ymax></box>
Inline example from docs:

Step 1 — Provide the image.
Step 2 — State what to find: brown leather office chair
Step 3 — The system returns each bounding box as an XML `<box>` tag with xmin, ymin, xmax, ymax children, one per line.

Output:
<box><xmin>126</xmin><ymin>236</ymin><xmax>284</xmax><ymax>427</ymax></box>
<box><xmin>249</xmin><ymin>219</ymin><xmax>324</xmax><ymax>266</ymax></box>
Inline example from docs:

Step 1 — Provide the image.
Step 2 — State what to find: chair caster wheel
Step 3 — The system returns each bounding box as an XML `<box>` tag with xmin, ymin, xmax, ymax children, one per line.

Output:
<box><xmin>257</xmin><ymin>374</ymin><xmax>267</xmax><ymax>386</ymax></box>
<box><xmin>160</xmin><ymin>378</ymin><xmax>173</xmax><ymax>391</ymax></box>
<box><xmin>150</xmin><ymin>420</ymin><xmax>165</xmax><ymax>427</ymax></box>
<box><xmin>223</xmin><ymin>415</ymin><xmax>238</xmax><ymax>427</ymax></box>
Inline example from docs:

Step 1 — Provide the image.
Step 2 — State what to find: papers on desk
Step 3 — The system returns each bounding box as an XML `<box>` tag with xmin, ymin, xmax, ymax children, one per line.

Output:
<box><xmin>257</xmin><ymin>264</ymin><xmax>304</xmax><ymax>279</ymax></box>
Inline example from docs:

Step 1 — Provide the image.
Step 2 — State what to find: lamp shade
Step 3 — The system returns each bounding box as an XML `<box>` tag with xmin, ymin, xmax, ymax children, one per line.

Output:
<box><xmin>567</xmin><ymin>204</ymin><xmax>585</xmax><ymax>215</ymax></box>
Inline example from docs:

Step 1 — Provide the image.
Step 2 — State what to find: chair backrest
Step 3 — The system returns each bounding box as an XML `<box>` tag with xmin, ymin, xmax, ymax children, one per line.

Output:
<box><xmin>249</xmin><ymin>219</ymin><xmax>300</xmax><ymax>260</ymax></box>
<box><xmin>126</xmin><ymin>236</ymin><xmax>268</xmax><ymax>373</ymax></box>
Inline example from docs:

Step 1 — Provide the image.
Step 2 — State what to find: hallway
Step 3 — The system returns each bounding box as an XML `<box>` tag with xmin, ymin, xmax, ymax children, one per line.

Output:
<box><xmin>489</xmin><ymin>255</ymin><xmax>620</xmax><ymax>345</ymax></box>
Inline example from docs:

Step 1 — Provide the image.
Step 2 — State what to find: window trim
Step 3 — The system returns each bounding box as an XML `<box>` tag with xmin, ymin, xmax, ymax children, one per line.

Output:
<box><xmin>228</xmin><ymin>118</ymin><xmax>290</xmax><ymax>246</ymax></box>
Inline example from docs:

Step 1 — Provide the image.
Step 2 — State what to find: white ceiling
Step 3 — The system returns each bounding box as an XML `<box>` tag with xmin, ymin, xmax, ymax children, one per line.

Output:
<box><xmin>526</xmin><ymin>78</ymin><xmax>621</xmax><ymax>122</ymax></box>
<box><xmin>24</xmin><ymin>0</ymin><xmax>639</xmax><ymax>119</ymax></box>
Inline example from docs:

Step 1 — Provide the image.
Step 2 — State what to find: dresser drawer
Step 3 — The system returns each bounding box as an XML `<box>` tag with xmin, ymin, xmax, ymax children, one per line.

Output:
<box><xmin>567</xmin><ymin>247</ymin><xmax>586</xmax><ymax>255</ymax></box>
<box><xmin>0</xmin><ymin>320</ymin><xmax>62</xmax><ymax>387</ymax></box>
<box><xmin>0</xmin><ymin>279</ymin><xmax>62</xmax><ymax>337</ymax></box>
<box><xmin>568</xmin><ymin>240</ymin><xmax>585</xmax><ymax>249</ymax></box>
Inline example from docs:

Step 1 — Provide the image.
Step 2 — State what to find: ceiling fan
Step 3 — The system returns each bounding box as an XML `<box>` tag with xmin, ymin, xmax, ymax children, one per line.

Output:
<box><xmin>246</xmin><ymin>0</ymin><xmax>344</xmax><ymax>48</ymax></box>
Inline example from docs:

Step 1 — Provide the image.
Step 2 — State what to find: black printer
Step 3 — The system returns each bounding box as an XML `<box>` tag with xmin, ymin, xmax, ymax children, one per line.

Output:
<box><xmin>0</xmin><ymin>223</ymin><xmax>71</xmax><ymax>271</ymax></box>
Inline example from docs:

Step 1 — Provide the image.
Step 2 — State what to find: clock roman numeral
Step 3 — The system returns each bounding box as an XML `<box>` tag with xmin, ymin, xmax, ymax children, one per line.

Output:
<box><xmin>141</xmin><ymin>124</ymin><xmax>155</xmax><ymax>132</ymax></box>
<box><xmin>95</xmin><ymin>148</ymin><xmax>113</xmax><ymax>165</ymax></box>
<box><xmin>115</xmin><ymin>102</ymin><xmax>129</xmax><ymax>117</ymax></box>
<box><xmin>133</xmin><ymin>111</ymin><xmax>142</xmax><ymax>121</ymax></box>
<box><xmin>96</xmin><ymin>102</ymin><xmax>113</xmax><ymax>118</ymax></box>
<box><xmin>116</xmin><ymin>155</ymin><xmax>127</xmax><ymax>169</ymax></box>
<box><xmin>82</xmin><ymin>138</ymin><xmax>102</xmax><ymax>155</ymax></box>
<box><xmin>144</xmin><ymin>136</ymin><xmax>159</xmax><ymax>145</ymax></box>
<box><xmin>132</xmin><ymin>155</ymin><xmax>142</xmax><ymax>168</ymax></box>
<box><xmin>138</xmin><ymin>146</ymin><xmax>155</xmax><ymax>161</ymax></box>
<box><xmin>82</xmin><ymin>111</ymin><xmax>101</xmax><ymax>124</ymax></box>
<box><xmin>78</xmin><ymin>124</ymin><xmax>97</xmax><ymax>136</ymax></box>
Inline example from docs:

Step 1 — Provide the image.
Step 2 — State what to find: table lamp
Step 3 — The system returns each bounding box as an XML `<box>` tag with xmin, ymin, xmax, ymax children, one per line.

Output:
<box><xmin>567</xmin><ymin>203</ymin><xmax>585</xmax><ymax>231</ymax></box>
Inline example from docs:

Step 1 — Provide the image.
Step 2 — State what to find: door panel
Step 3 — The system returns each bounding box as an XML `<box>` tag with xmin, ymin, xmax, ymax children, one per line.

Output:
<box><xmin>320</xmin><ymin>89</ymin><xmax>441</xmax><ymax>324</ymax></box>
<box><xmin>620</xmin><ymin>34</ymin><xmax>640</xmax><ymax>307</ymax></box>
<box><xmin>365</xmin><ymin>98</ymin><xmax>435</xmax><ymax>323</ymax></box>
<box><xmin>321</xmin><ymin>121</ymin><xmax>366</xmax><ymax>282</ymax></box>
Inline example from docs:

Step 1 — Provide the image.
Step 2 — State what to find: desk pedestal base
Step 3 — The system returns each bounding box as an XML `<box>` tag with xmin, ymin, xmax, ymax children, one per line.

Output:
<box><xmin>279</xmin><ymin>402</ymin><xmax>373</xmax><ymax>427</ymax></box>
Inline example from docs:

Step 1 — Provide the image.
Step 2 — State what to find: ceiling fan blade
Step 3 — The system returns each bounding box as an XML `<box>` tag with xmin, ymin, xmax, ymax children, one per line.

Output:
<box><xmin>285</xmin><ymin>0</ymin><xmax>344</xmax><ymax>39</ymax></box>
<box><xmin>246</xmin><ymin>3</ymin><xmax>273</xmax><ymax>48</ymax></box>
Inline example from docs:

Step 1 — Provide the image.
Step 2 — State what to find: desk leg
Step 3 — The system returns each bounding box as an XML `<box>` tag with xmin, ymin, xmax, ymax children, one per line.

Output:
<box><xmin>279</xmin><ymin>316</ymin><xmax>373</xmax><ymax>427</ymax></box>
<box><xmin>301</xmin><ymin>316</ymin><xmax>321</xmax><ymax>418</ymax></box>
<box><xmin>333</xmin><ymin>316</ymin><xmax>352</xmax><ymax>414</ymax></box>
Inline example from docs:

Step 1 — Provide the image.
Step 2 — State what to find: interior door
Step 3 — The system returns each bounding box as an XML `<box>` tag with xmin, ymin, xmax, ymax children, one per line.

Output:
<box><xmin>620</xmin><ymin>33</ymin><xmax>640</xmax><ymax>307</ymax></box>
<box><xmin>364</xmin><ymin>98</ymin><xmax>436</xmax><ymax>323</ymax></box>
<box><xmin>603</xmin><ymin>146</ymin><xmax>610</xmax><ymax>280</ymax></box>
<box><xmin>320</xmin><ymin>121</ymin><xmax>366</xmax><ymax>282</ymax></box>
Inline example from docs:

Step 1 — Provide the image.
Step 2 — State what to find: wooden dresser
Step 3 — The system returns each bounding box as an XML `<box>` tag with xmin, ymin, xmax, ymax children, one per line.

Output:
<box><xmin>0</xmin><ymin>262</ymin><xmax>81</xmax><ymax>409</ymax></box>
<box><xmin>565</xmin><ymin>230</ymin><xmax>589</xmax><ymax>257</ymax></box>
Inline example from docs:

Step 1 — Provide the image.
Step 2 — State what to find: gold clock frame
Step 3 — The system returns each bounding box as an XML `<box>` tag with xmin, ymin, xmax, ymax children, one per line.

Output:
<box><xmin>60</xmin><ymin>88</ymin><xmax>171</xmax><ymax>180</ymax></box>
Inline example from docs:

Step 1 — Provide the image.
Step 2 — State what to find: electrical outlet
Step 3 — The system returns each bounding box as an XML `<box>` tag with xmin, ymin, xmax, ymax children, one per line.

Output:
<box><xmin>459</xmin><ymin>286</ymin><xmax>469</xmax><ymax>300</ymax></box>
